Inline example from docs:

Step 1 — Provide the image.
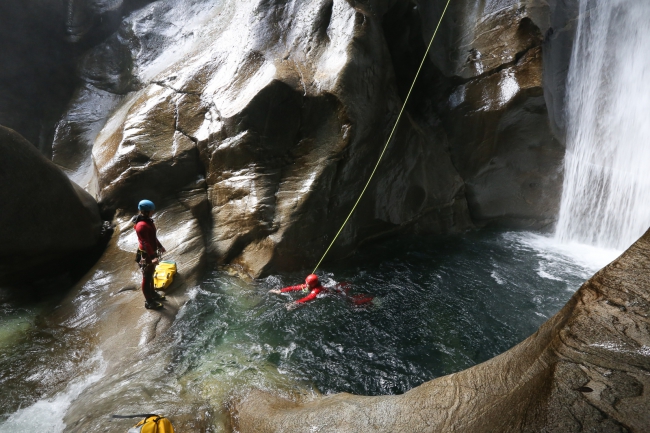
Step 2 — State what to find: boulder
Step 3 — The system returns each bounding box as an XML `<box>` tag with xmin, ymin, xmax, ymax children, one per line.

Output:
<box><xmin>0</xmin><ymin>126</ymin><xmax>103</xmax><ymax>285</ymax></box>
<box><xmin>234</xmin><ymin>228</ymin><xmax>650</xmax><ymax>432</ymax></box>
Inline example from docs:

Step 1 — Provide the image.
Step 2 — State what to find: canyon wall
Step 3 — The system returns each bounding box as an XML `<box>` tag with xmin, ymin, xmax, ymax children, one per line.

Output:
<box><xmin>50</xmin><ymin>0</ymin><xmax>477</xmax><ymax>277</ymax></box>
<box><xmin>4</xmin><ymin>0</ymin><xmax>573</xmax><ymax>278</ymax></box>
<box><xmin>418</xmin><ymin>0</ymin><xmax>565</xmax><ymax>228</ymax></box>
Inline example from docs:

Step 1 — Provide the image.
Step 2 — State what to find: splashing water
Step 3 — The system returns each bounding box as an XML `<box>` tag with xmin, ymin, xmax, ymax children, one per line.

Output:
<box><xmin>555</xmin><ymin>0</ymin><xmax>650</xmax><ymax>250</ymax></box>
<box><xmin>0</xmin><ymin>353</ymin><xmax>105</xmax><ymax>433</ymax></box>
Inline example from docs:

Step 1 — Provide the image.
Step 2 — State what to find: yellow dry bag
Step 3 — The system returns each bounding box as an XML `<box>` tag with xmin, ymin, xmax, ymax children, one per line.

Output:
<box><xmin>153</xmin><ymin>261</ymin><xmax>176</xmax><ymax>290</ymax></box>
<box><xmin>129</xmin><ymin>415</ymin><xmax>174</xmax><ymax>433</ymax></box>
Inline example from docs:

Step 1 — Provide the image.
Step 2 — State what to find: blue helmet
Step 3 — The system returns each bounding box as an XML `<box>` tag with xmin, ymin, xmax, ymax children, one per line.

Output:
<box><xmin>138</xmin><ymin>199</ymin><xmax>155</xmax><ymax>212</ymax></box>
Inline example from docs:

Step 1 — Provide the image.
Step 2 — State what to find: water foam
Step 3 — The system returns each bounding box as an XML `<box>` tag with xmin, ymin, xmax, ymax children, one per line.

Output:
<box><xmin>515</xmin><ymin>232</ymin><xmax>621</xmax><ymax>274</ymax></box>
<box><xmin>0</xmin><ymin>352</ymin><xmax>106</xmax><ymax>433</ymax></box>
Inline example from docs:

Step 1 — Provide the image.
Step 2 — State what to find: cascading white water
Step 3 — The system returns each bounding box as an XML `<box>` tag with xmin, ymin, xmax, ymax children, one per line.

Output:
<box><xmin>555</xmin><ymin>0</ymin><xmax>650</xmax><ymax>250</ymax></box>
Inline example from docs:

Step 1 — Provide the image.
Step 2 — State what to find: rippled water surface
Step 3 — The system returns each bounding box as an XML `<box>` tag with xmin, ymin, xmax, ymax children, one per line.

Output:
<box><xmin>170</xmin><ymin>230</ymin><xmax>617</xmax><ymax>398</ymax></box>
<box><xmin>0</xmin><ymin>230</ymin><xmax>620</xmax><ymax>431</ymax></box>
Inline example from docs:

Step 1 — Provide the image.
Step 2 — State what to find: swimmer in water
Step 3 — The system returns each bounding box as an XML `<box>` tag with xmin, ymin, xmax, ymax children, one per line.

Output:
<box><xmin>269</xmin><ymin>274</ymin><xmax>374</xmax><ymax>310</ymax></box>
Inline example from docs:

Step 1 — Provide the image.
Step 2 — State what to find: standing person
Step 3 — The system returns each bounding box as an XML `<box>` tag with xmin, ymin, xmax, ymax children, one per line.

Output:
<box><xmin>134</xmin><ymin>199</ymin><xmax>166</xmax><ymax>310</ymax></box>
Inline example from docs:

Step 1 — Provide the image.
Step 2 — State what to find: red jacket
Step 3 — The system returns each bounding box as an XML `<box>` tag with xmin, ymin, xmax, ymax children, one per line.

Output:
<box><xmin>280</xmin><ymin>284</ymin><xmax>323</xmax><ymax>303</ymax></box>
<box><xmin>281</xmin><ymin>282</ymin><xmax>373</xmax><ymax>306</ymax></box>
<box><xmin>134</xmin><ymin>217</ymin><xmax>163</xmax><ymax>260</ymax></box>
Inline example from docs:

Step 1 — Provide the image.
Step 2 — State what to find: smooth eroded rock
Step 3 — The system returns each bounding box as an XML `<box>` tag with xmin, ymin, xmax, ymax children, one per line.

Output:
<box><xmin>53</xmin><ymin>0</ymin><xmax>473</xmax><ymax>277</ymax></box>
<box><xmin>406</xmin><ymin>0</ymin><xmax>565</xmax><ymax>230</ymax></box>
<box><xmin>53</xmin><ymin>192</ymin><xmax>209</xmax><ymax>431</ymax></box>
<box><xmin>441</xmin><ymin>47</ymin><xmax>564</xmax><ymax>228</ymax></box>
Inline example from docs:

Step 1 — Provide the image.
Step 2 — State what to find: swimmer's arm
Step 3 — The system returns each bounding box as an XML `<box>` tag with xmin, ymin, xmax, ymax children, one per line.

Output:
<box><xmin>280</xmin><ymin>284</ymin><xmax>307</xmax><ymax>293</ymax></box>
<box><xmin>295</xmin><ymin>287</ymin><xmax>321</xmax><ymax>303</ymax></box>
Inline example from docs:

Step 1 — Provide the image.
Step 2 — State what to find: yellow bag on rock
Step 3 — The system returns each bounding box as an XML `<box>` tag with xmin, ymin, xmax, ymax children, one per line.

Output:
<box><xmin>153</xmin><ymin>261</ymin><xmax>176</xmax><ymax>290</ymax></box>
<box><xmin>130</xmin><ymin>415</ymin><xmax>174</xmax><ymax>433</ymax></box>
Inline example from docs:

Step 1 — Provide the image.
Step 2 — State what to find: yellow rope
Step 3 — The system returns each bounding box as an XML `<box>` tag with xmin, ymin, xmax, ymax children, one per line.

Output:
<box><xmin>312</xmin><ymin>0</ymin><xmax>453</xmax><ymax>274</ymax></box>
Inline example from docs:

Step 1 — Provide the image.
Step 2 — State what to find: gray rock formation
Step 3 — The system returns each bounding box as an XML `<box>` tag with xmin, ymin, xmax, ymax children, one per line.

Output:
<box><xmin>1</xmin><ymin>0</ymin><xmax>582</xmax><ymax>274</ymax></box>
<box><xmin>53</xmin><ymin>0</ymin><xmax>475</xmax><ymax>277</ymax></box>
<box><xmin>234</xmin><ymin>228</ymin><xmax>650</xmax><ymax>432</ymax></box>
<box><xmin>0</xmin><ymin>126</ymin><xmax>103</xmax><ymax>285</ymax></box>
<box><xmin>543</xmin><ymin>0</ymin><xmax>580</xmax><ymax>143</ymax></box>
<box><xmin>49</xmin><ymin>0</ymin><xmax>580</xmax><ymax>275</ymax></box>
<box><xmin>441</xmin><ymin>46</ymin><xmax>564</xmax><ymax>229</ymax></box>
<box><xmin>418</xmin><ymin>0</ymin><xmax>565</xmax><ymax>228</ymax></box>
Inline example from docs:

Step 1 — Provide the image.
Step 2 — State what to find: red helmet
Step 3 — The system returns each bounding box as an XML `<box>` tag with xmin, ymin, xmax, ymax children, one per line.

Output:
<box><xmin>305</xmin><ymin>274</ymin><xmax>320</xmax><ymax>288</ymax></box>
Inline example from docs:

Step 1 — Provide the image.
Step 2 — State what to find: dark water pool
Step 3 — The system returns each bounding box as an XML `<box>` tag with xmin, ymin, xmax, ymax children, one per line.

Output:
<box><xmin>0</xmin><ymin>230</ymin><xmax>617</xmax><ymax>431</ymax></box>
<box><xmin>169</xmin><ymin>230</ymin><xmax>607</xmax><ymax>397</ymax></box>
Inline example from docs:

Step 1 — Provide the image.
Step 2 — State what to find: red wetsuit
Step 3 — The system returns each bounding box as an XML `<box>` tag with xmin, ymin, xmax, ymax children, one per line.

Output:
<box><xmin>280</xmin><ymin>282</ymin><xmax>373</xmax><ymax>306</ymax></box>
<box><xmin>280</xmin><ymin>283</ymin><xmax>323</xmax><ymax>303</ymax></box>
<box><xmin>135</xmin><ymin>217</ymin><xmax>163</xmax><ymax>259</ymax></box>
<box><xmin>134</xmin><ymin>216</ymin><xmax>164</xmax><ymax>302</ymax></box>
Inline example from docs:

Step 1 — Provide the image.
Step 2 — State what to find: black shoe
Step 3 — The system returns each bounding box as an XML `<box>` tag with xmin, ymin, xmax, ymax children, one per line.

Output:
<box><xmin>152</xmin><ymin>291</ymin><xmax>166</xmax><ymax>301</ymax></box>
<box><xmin>145</xmin><ymin>300</ymin><xmax>163</xmax><ymax>310</ymax></box>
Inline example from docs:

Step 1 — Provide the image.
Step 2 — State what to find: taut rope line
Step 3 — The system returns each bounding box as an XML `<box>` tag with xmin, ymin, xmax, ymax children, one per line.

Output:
<box><xmin>312</xmin><ymin>0</ymin><xmax>453</xmax><ymax>274</ymax></box>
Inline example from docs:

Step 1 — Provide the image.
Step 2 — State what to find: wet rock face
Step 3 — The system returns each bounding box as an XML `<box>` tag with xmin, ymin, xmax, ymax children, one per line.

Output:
<box><xmin>54</xmin><ymin>0</ymin><xmax>472</xmax><ymax>276</ymax></box>
<box><xmin>417</xmin><ymin>0</ymin><xmax>565</xmax><ymax>228</ymax></box>
<box><xmin>441</xmin><ymin>47</ymin><xmax>564</xmax><ymax>228</ymax></box>
<box><xmin>543</xmin><ymin>0</ymin><xmax>580</xmax><ymax>142</ymax></box>
<box><xmin>2</xmin><ymin>0</ymin><xmax>580</xmax><ymax>277</ymax></box>
<box><xmin>421</xmin><ymin>0</ymin><xmax>551</xmax><ymax>80</ymax></box>
<box><xmin>48</xmin><ymin>0</ymin><xmax>579</xmax><ymax>273</ymax></box>
<box><xmin>0</xmin><ymin>0</ymin><xmax>151</xmax><ymax>157</ymax></box>
<box><xmin>234</xmin><ymin>229</ymin><xmax>650</xmax><ymax>432</ymax></box>
<box><xmin>0</xmin><ymin>126</ymin><xmax>103</xmax><ymax>285</ymax></box>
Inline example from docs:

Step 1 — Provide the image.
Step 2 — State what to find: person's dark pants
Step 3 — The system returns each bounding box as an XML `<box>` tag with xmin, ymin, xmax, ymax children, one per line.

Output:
<box><xmin>141</xmin><ymin>262</ymin><xmax>156</xmax><ymax>302</ymax></box>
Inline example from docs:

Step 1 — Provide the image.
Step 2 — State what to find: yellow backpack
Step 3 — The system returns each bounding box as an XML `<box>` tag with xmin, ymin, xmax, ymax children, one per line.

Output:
<box><xmin>153</xmin><ymin>261</ymin><xmax>177</xmax><ymax>290</ymax></box>
<box><xmin>129</xmin><ymin>415</ymin><xmax>174</xmax><ymax>433</ymax></box>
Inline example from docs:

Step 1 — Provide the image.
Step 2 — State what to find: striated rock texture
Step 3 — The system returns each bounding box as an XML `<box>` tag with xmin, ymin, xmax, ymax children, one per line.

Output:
<box><xmin>53</xmin><ymin>0</ymin><xmax>475</xmax><ymax>277</ymax></box>
<box><xmin>0</xmin><ymin>126</ymin><xmax>103</xmax><ymax>285</ymax></box>
<box><xmin>234</xmin><ymin>228</ymin><xmax>650</xmax><ymax>432</ymax></box>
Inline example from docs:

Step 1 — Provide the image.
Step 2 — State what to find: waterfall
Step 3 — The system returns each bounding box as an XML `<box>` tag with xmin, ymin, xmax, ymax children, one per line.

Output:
<box><xmin>555</xmin><ymin>0</ymin><xmax>650</xmax><ymax>250</ymax></box>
